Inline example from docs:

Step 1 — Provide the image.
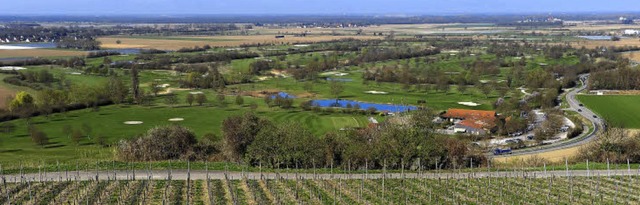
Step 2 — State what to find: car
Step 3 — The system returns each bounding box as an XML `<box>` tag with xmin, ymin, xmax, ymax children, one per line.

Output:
<box><xmin>527</xmin><ymin>135</ymin><xmax>534</xmax><ymax>140</ymax></box>
<box><xmin>578</xmin><ymin>109</ymin><xmax>582</xmax><ymax>112</ymax></box>
<box><xmin>593</xmin><ymin>115</ymin><xmax>598</xmax><ymax>118</ymax></box>
<box><xmin>579</xmin><ymin>104</ymin><xmax>584</xmax><ymax>107</ymax></box>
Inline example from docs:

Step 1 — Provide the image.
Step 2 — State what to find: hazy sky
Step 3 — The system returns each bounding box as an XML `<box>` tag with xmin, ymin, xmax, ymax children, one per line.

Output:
<box><xmin>1</xmin><ymin>0</ymin><xmax>639</xmax><ymax>15</ymax></box>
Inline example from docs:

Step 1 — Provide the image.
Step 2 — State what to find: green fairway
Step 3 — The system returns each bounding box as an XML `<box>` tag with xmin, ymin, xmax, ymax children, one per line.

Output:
<box><xmin>0</xmin><ymin>101</ymin><xmax>375</xmax><ymax>164</ymax></box>
<box><xmin>577</xmin><ymin>95</ymin><xmax>640</xmax><ymax>128</ymax></box>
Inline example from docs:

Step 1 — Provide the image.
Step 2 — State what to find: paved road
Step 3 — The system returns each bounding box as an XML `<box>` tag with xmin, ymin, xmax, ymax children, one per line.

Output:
<box><xmin>493</xmin><ymin>74</ymin><xmax>604</xmax><ymax>157</ymax></box>
<box><xmin>1</xmin><ymin>168</ymin><xmax>637</xmax><ymax>182</ymax></box>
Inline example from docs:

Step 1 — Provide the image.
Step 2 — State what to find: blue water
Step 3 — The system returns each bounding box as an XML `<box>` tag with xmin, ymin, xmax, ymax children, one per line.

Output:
<box><xmin>271</xmin><ymin>92</ymin><xmax>295</xmax><ymax>99</ymax></box>
<box><xmin>94</xmin><ymin>48</ymin><xmax>141</xmax><ymax>55</ymax></box>
<box><xmin>326</xmin><ymin>78</ymin><xmax>353</xmax><ymax>82</ymax></box>
<box><xmin>578</xmin><ymin>36</ymin><xmax>620</xmax><ymax>40</ymax></box>
<box><xmin>312</xmin><ymin>99</ymin><xmax>417</xmax><ymax>113</ymax></box>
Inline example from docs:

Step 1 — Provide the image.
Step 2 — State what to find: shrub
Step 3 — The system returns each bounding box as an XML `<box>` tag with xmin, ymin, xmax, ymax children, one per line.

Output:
<box><xmin>117</xmin><ymin>125</ymin><xmax>198</xmax><ymax>161</ymax></box>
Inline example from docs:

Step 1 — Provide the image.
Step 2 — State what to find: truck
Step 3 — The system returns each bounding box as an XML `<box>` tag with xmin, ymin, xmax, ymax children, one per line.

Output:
<box><xmin>493</xmin><ymin>148</ymin><xmax>512</xmax><ymax>155</ymax></box>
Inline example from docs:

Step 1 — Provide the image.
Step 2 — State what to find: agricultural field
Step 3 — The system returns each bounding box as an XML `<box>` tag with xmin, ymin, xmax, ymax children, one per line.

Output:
<box><xmin>577</xmin><ymin>95</ymin><xmax>640</xmax><ymax>128</ymax></box>
<box><xmin>569</xmin><ymin>37</ymin><xmax>640</xmax><ymax>49</ymax></box>
<box><xmin>1</xmin><ymin>174</ymin><xmax>639</xmax><ymax>204</ymax></box>
<box><xmin>0</xmin><ymin>49</ymin><xmax>87</xmax><ymax>58</ymax></box>
<box><xmin>98</xmin><ymin>35</ymin><xmax>383</xmax><ymax>50</ymax></box>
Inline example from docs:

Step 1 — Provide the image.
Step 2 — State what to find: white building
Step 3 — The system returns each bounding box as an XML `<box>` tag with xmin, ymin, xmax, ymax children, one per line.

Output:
<box><xmin>624</xmin><ymin>29</ymin><xmax>640</xmax><ymax>35</ymax></box>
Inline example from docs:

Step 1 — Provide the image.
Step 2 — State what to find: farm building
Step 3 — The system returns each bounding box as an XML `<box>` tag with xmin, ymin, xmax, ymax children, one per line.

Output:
<box><xmin>442</xmin><ymin>109</ymin><xmax>497</xmax><ymax>135</ymax></box>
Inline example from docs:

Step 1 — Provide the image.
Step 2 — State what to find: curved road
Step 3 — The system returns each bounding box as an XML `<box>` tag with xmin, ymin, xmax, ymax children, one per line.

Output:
<box><xmin>493</xmin><ymin>74</ymin><xmax>604</xmax><ymax>157</ymax></box>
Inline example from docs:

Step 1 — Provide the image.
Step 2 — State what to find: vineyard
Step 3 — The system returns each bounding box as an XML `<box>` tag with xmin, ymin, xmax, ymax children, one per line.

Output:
<box><xmin>2</xmin><ymin>173</ymin><xmax>640</xmax><ymax>204</ymax></box>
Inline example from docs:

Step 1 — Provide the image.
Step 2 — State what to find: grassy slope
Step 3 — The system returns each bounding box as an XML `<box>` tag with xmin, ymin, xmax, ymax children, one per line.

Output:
<box><xmin>577</xmin><ymin>95</ymin><xmax>640</xmax><ymax>128</ymax></box>
<box><xmin>0</xmin><ymin>96</ymin><xmax>373</xmax><ymax>164</ymax></box>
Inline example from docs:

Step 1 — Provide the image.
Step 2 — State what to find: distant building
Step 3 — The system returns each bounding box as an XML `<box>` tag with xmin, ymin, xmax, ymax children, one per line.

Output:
<box><xmin>441</xmin><ymin>109</ymin><xmax>497</xmax><ymax>135</ymax></box>
<box><xmin>624</xmin><ymin>29</ymin><xmax>640</xmax><ymax>35</ymax></box>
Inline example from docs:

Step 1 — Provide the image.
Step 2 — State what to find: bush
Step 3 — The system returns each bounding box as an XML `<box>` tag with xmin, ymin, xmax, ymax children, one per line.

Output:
<box><xmin>117</xmin><ymin>125</ymin><xmax>199</xmax><ymax>161</ymax></box>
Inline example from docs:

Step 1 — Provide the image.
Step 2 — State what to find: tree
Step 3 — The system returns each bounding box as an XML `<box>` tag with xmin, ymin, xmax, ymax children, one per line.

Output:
<box><xmin>479</xmin><ymin>83</ymin><xmax>492</xmax><ymax>98</ymax></box>
<box><xmin>117</xmin><ymin>125</ymin><xmax>198</xmax><ymax>161</ymax></box>
<box><xmin>71</xmin><ymin>130</ymin><xmax>83</xmax><ymax>145</ymax></box>
<box><xmin>246</xmin><ymin>122</ymin><xmax>324</xmax><ymax>168</ymax></box>
<box><xmin>222</xmin><ymin>113</ymin><xmax>270</xmax><ymax>162</ymax></box>
<box><xmin>62</xmin><ymin>124</ymin><xmax>73</xmax><ymax>138</ymax></box>
<box><xmin>263</xmin><ymin>95</ymin><xmax>273</xmax><ymax>107</ymax></box>
<box><xmin>186</xmin><ymin>93</ymin><xmax>195</xmax><ymax>106</ymax></box>
<box><xmin>435</xmin><ymin>77</ymin><xmax>450</xmax><ymax>93</ymax></box>
<box><xmin>235</xmin><ymin>95</ymin><xmax>244</xmax><ymax>106</ymax></box>
<box><xmin>456</xmin><ymin>81</ymin><xmax>468</xmax><ymax>94</ymax></box>
<box><xmin>216</xmin><ymin>93</ymin><xmax>226</xmax><ymax>107</ymax></box>
<box><xmin>116</xmin><ymin>39</ymin><xmax>122</xmax><ymax>44</ymax></box>
<box><xmin>195</xmin><ymin>94</ymin><xmax>208</xmax><ymax>106</ymax></box>
<box><xmin>165</xmin><ymin>93</ymin><xmax>179</xmax><ymax>107</ymax></box>
<box><xmin>138</xmin><ymin>89</ymin><xmax>153</xmax><ymax>106</ymax></box>
<box><xmin>106</xmin><ymin>76</ymin><xmax>128</xmax><ymax>104</ymax></box>
<box><xmin>329</xmin><ymin>81</ymin><xmax>345</xmax><ymax>99</ymax></box>
<box><xmin>249</xmin><ymin>102</ymin><xmax>258</xmax><ymax>111</ymax></box>
<box><xmin>30</xmin><ymin>128</ymin><xmax>49</xmax><ymax>147</ymax></box>
<box><xmin>9</xmin><ymin>91</ymin><xmax>35</xmax><ymax>112</ymax></box>
<box><xmin>131</xmin><ymin>66</ymin><xmax>140</xmax><ymax>104</ymax></box>
<box><xmin>95</xmin><ymin>135</ymin><xmax>107</xmax><ymax>147</ymax></box>
<box><xmin>150</xmin><ymin>81</ymin><xmax>162</xmax><ymax>96</ymax></box>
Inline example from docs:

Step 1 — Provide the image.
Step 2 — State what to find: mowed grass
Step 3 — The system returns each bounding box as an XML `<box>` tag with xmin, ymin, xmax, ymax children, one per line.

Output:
<box><xmin>236</xmin><ymin>71</ymin><xmax>498</xmax><ymax>111</ymax></box>
<box><xmin>0</xmin><ymin>97</ymin><xmax>374</xmax><ymax>164</ymax></box>
<box><xmin>577</xmin><ymin>95</ymin><xmax>640</xmax><ymax>128</ymax></box>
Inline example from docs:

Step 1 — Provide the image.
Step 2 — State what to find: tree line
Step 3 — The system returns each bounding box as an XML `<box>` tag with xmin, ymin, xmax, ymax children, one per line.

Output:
<box><xmin>117</xmin><ymin>111</ymin><xmax>486</xmax><ymax>170</ymax></box>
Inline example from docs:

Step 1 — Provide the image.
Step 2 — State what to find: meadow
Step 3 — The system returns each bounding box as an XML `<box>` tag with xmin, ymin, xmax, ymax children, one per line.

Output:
<box><xmin>577</xmin><ymin>95</ymin><xmax>640</xmax><ymax>128</ymax></box>
<box><xmin>0</xmin><ymin>95</ymin><xmax>378</xmax><ymax>164</ymax></box>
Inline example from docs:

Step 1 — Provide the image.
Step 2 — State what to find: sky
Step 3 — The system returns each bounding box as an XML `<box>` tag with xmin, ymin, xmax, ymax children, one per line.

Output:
<box><xmin>1</xmin><ymin>0</ymin><xmax>639</xmax><ymax>15</ymax></box>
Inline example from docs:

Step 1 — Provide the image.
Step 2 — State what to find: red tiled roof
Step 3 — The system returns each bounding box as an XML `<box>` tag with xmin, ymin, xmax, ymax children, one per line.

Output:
<box><xmin>442</xmin><ymin>109</ymin><xmax>496</xmax><ymax>119</ymax></box>
<box><xmin>443</xmin><ymin>108</ymin><xmax>497</xmax><ymax>130</ymax></box>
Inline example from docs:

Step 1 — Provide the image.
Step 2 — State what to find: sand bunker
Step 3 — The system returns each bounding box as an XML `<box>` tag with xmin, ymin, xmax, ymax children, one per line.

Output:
<box><xmin>169</xmin><ymin>118</ymin><xmax>184</xmax><ymax>122</ymax></box>
<box><xmin>189</xmin><ymin>91</ymin><xmax>204</xmax><ymax>95</ymax></box>
<box><xmin>321</xmin><ymin>71</ymin><xmax>349</xmax><ymax>76</ymax></box>
<box><xmin>0</xmin><ymin>66</ymin><xmax>27</xmax><ymax>71</ymax></box>
<box><xmin>365</xmin><ymin>91</ymin><xmax>389</xmax><ymax>94</ymax></box>
<box><xmin>257</xmin><ymin>76</ymin><xmax>270</xmax><ymax>81</ymax></box>
<box><xmin>70</xmin><ymin>72</ymin><xmax>82</xmax><ymax>75</ymax></box>
<box><xmin>124</xmin><ymin>121</ymin><xmax>143</xmax><ymax>125</ymax></box>
<box><xmin>458</xmin><ymin>102</ymin><xmax>481</xmax><ymax>106</ymax></box>
<box><xmin>157</xmin><ymin>84</ymin><xmax>170</xmax><ymax>88</ymax></box>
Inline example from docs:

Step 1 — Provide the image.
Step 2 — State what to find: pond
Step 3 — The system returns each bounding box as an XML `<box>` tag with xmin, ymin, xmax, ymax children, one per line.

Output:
<box><xmin>96</xmin><ymin>48</ymin><xmax>141</xmax><ymax>55</ymax></box>
<box><xmin>326</xmin><ymin>78</ymin><xmax>353</xmax><ymax>82</ymax></box>
<box><xmin>311</xmin><ymin>99</ymin><xmax>417</xmax><ymax>113</ymax></box>
<box><xmin>271</xmin><ymin>92</ymin><xmax>295</xmax><ymax>99</ymax></box>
